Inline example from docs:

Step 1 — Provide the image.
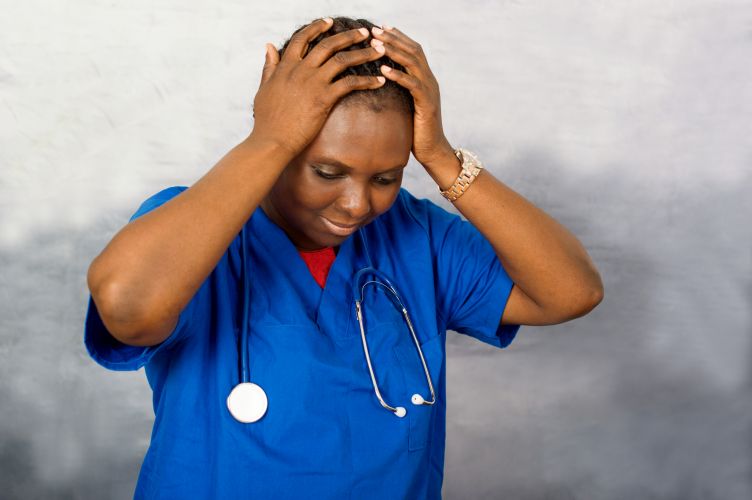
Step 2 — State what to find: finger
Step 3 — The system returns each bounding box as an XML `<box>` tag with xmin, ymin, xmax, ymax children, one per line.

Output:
<box><xmin>379</xmin><ymin>65</ymin><xmax>421</xmax><ymax>92</ymax></box>
<box><xmin>371</xmin><ymin>39</ymin><xmax>424</xmax><ymax>78</ymax></box>
<box><xmin>260</xmin><ymin>43</ymin><xmax>280</xmax><ymax>86</ymax></box>
<box><xmin>329</xmin><ymin>75</ymin><xmax>386</xmax><ymax>102</ymax></box>
<box><xmin>320</xmin><ymin>44</ymin><xmax>386</xmax><ymax>81</ymax></box>
<box><xmin>283</xmin><ymin>17</ymin><xmax>334</xmax><ymax>61</ymax></box>
<box><xmin>371</xmin><ymin>25</ymin><xmax>424</xmax><ymax>57</ymax></box>
<box><xmin>304</xmin><ymin>27</ymin><xmax>371</xmax><ymax>67</ymax></box>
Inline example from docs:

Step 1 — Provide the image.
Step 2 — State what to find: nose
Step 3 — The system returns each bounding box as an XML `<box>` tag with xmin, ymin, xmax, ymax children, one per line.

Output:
<box><xmin>335</xmin><ymin>183</ymin><xmax>371</xmax><ymax>223</ymax></box>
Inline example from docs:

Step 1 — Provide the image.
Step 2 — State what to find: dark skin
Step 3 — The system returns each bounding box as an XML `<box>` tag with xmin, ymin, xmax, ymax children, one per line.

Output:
<box><xmin>88</xmin><ymin>18</ymin><xmax>602</xmax><ymax>349</ymax></box>
<box><xmin>256</xmin><ymin>19</ymin><xmax>604</xmax><ymax>326</ymax></box>
<box><xmin>260</xmin><ymin>103</ymin><xmax>412</xmax><ymax>252</ymax></box>
<box><xmin>86</xmin><ymin>19</ymin><xmax>394</xmax><ymax>347</ymax></box>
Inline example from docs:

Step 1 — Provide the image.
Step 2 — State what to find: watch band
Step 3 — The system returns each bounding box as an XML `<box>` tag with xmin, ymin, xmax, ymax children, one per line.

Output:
<box><xmin>439</xmin><ymin>147</ymin><xmax>484</xmax><ymax>202</ymax></box>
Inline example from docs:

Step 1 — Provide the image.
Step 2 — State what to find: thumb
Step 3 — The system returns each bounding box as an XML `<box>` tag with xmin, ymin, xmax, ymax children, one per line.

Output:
<box><xmin>260</xmin><ymin>43</ymin><xmax>280</xmax><ymax>86</ymax></box>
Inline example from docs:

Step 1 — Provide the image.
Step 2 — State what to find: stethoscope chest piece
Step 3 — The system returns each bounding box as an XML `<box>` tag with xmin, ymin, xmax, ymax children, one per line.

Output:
<box><xmin>227</xmin><ymin>382</ymin><xmax>268</xmax><ymax>423</ymax></box>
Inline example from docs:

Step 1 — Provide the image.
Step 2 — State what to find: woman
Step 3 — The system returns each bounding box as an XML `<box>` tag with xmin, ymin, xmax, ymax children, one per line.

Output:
<box><xmin>85</xmin><ymin>16</ymin><xmax>603</xmax><ymax>499</ymax></box>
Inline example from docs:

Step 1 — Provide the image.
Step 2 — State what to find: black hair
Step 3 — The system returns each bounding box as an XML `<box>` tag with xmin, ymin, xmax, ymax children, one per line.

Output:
<box><xmin>276</xmin><ymin>16</ymin><xmax>415</xmax><ymax>116</ymax></box>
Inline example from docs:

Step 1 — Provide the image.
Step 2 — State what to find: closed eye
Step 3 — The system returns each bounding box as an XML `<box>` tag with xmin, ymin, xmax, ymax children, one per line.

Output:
<box><xmin>373</xmin><ymin>176</ymin><xmax>398</xmax><ymax>185</ymax></box>
<box><xmin>313</xmin><ymin>168</ymin><xmax>342</xmax><ymax>180</ymax></box>
<box><xmin>313</xmin><ymin>166</ymin><xmax>399</xmax><ymax>186</ymax></box>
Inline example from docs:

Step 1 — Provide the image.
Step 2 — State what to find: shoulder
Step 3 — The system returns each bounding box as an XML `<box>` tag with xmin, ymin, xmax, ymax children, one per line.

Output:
<box><xmin>387</xmin><ymin>187</ymin><xmax>460</xmax><ymax>231</ymax></box>
<box><xmin>381</xmin><ymin>188</ymin><xmax>464</xmax><ymax>242</ymax></box>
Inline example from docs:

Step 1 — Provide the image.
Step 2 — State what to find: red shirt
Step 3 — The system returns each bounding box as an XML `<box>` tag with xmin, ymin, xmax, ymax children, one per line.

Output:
<box><xmin>297</xmin><ymin>246</ymin><xmax>337</xmax><ymax>288</ymax></box>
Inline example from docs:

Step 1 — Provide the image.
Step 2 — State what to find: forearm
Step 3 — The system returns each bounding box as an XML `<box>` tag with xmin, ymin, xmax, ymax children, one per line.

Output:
<box><xmin>422</xmin><ymin>145</ymin><xmax>604</xmax><ymax>315</ymax></box>
<box><xmin>87</xmin><ymin>134</ymin><xmax>294</xmax><ymax>343</ymax></box>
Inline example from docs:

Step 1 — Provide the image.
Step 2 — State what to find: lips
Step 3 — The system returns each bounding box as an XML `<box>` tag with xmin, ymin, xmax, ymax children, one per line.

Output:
<box><xmin>321</xmin><ymin>216</ymin><xmax>360</xmax><ymax>236</ymax></box>
<box><xmin>328</xmin><ymin>220</ymin><xmax>358</xmax><ymax>229</ymax></box>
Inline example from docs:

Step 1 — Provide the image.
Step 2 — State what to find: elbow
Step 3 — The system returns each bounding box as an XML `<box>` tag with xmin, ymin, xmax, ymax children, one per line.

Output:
<box><xmin>554</xmin><ymin>283</ymin><xmax>604</xmax><ymax>323</ymax></box>
<box><xmin>537</xmin><ymin>271</ymin><xmax>604</xmax><ymax>324</ymax></box>
<box><xmin>88</xmin><ymin>264</ymin><xmax>168</xmax><ymax>347</ymax></box>
<box><xmin>89</xmin><ymin>280</ymin><xmax>148</xmax><ymax>345</ymax></box>
<box><xmin>573</xmin><ymin>283</ymin><xmax>604</xmax><ymax>318</ymax></box>
<box><xmin>585</xmin><ymin>285</ymin><xmax>604</xmax><ymax>312</ymax></box>
<box><xmin>91</xmin><ymin>287</ymin><xmax>176</xmax><ymax>347</ymax></box>
<box><xmin>588</xmin><ymin>271</ymin><xmax>605</xmax><ymax>308</ymax></box>
<box><xmin>576</xmin><ymin>265</ymin><xmax>605</xmax><ymax>313</ymax></box>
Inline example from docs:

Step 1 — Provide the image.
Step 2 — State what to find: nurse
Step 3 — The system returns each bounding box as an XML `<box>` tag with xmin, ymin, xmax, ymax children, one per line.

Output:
<box><xmin>84</xmin><ymin>16</ymin><xmax>604</xmax><ymax>499</ymax></box>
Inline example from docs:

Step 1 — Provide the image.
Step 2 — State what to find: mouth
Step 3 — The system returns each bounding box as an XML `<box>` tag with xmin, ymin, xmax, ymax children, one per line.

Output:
<box><xmin>320</xmin><ymin>216</ymin><xmax>360</xmax><ymax>236</ymax></box>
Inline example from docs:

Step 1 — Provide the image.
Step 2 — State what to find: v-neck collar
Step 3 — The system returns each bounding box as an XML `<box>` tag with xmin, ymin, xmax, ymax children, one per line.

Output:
<box><xmin>248</xmin><ymin>206</ymin><xmax>359</xmax><ymax>338</ymax></box>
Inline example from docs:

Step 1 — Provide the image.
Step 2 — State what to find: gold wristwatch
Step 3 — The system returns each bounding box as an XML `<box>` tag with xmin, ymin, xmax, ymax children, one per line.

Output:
<box><xmin>439</xmin><ymin>147</ymin><xmax>484</xmax><ymax>202</ymax></box>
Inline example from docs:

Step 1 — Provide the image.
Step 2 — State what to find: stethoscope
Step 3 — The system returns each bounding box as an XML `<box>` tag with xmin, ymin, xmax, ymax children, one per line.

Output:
<box><xmin>226</xmin><ymin>224</ymin><xmax>437</xmax><ymax>423</ymax></box>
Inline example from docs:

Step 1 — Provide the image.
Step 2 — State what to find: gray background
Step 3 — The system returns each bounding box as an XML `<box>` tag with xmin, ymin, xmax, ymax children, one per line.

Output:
<box><xmin>1</xmin><ymin>0</ymin><xmax>750</xmax><ymax>498</ymax></box>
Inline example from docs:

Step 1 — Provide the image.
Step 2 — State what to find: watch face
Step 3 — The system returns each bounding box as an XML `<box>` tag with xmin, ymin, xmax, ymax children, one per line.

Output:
<box><xmin>458</xmin><ymin>148</ymin><xmax>483</xmax><ymax>170</ymax></box>
<box><xmin>442</xmin><ymin>148</ymin><xmax>484</xmax><ymax>201</ymax></box>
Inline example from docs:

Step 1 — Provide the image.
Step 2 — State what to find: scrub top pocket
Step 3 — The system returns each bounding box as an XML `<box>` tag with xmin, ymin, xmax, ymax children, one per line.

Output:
<box><xmin>393</xmin><ymin>332</ymin><xmax>444</xmax><ymax>451</ymax></box>
<box><xmin>351</xmin><ymin>316</ymin><xmax>444</xmax><ymax>454</ymax></box>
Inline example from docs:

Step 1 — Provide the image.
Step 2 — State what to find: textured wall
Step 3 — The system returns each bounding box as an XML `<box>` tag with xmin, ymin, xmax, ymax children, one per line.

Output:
<box><xmin>1</xmin><ymin>0</ymin><xmax>750</xmax><ymax>498</ymax></box>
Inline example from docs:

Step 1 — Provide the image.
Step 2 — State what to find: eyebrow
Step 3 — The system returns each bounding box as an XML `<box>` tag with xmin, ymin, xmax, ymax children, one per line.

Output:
<box><xmin>313</xmin><ymin>157</ymin><xmax>406</xmax><ymax>174</ymax></box>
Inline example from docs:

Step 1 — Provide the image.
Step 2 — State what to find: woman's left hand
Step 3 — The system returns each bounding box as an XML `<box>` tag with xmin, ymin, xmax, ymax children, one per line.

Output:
<box><xmin>370</xmin><ymin>25</ymin><xmax>455</xmax><ymax>169</ymax></box>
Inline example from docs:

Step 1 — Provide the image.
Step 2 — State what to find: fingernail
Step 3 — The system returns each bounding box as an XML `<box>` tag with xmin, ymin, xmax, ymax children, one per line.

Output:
<box><xmin>373</xmin><ymin>44</ymin><xmax>385</xmax><ymax>54</ymax></box>
<box><xmin>382</xmin><ymin>24</ymin><xmax>393</xmax><ymax>31</ymax></box>
<box><xmin>323</xmin><ymin>17</ymin><xmax>333</xmax><ymax>24</ymax></box>
<box><xmin>370</xmin><ymin>38</ymin><xmax>384</xmax><ymax>47</ymax></box>
<box><xmin>372</xmin><ymin>26</ymin><xmax>384</xmax><ymax>35</ymax></box>
<box><xmin>381</xmin><ymin>65</ymin><xmax>392</xmax><ymax>73</ymax></box>
<box><xmin>377</xmin><ymin>76</ymin><xmax>386</xmax><ymax>84</ymax></box>
<box><xmin>358</xmin><ymin>27</ymin><xmax>368</xmax><ymax>36</ymax></box>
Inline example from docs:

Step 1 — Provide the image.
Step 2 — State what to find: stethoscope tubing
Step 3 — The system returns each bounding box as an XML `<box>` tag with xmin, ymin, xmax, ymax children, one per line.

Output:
<box><xmin>353</xmin><ymin>264</ymin><xmax>436</xmax><ymax>416</ymax></box>
<box><xmin>236</xmin><ymin>223</ymin><xmax>436</xmax><ymax>420</ymax></box>
<box><xmin>240</xmin><ymin>225</ymin><xmax>250</xmax><ymax>384</ymax></box>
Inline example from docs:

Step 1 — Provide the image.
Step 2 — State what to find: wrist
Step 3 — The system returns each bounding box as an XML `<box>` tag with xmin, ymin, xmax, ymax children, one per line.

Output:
<box><xmin>244</xmin><ymin>131</ymin><xmax>299</xmax><ymax>163</ymax></box>
<box><xmin>438</xmin><ymin>148</ymin><xmax>485</xmax><ymax>202</ymax></box>
<box><xmin>421</xmin><ymin>144</ymin><xmax>462</xmax><ymax>191</ymax></box>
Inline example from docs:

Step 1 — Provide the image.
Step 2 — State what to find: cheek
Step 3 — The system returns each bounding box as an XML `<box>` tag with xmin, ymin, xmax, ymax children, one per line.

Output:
<box><xmin>290</xmin><ymin>180</ymin><xmax>337</xmax><ymax>212</ymax></box>
<box><xmin>371</xmin><ymin>186</ymin><xmax>401</xmax><ymax>215</ymax></box>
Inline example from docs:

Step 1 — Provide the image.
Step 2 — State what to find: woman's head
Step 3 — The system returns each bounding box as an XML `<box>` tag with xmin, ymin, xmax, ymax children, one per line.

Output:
<box><xmin>277</xmin><ymin>16</ymin><xmax>415</xmax><ymax>116</ymax></box>
<box><xmin>261</xmin><ymin>16</ymin><xmax>414</xmax><ymax>251</ymax></box>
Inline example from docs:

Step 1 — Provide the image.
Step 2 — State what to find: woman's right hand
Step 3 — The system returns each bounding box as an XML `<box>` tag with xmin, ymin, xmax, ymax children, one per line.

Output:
<box><xmin>248</xmin><ymin>18</ymin><xmax>386</xmax><ymax>158</ymax></box>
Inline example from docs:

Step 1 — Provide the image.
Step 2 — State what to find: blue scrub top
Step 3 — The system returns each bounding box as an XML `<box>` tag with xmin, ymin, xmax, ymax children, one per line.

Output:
<box><xmin>84</xmin><ymin>186</ymin><xmax>521</xmax><ymax>499</ymax></box>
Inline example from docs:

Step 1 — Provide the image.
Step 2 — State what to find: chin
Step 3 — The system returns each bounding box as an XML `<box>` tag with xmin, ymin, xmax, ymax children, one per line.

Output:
<box><xmin>297</xmin><ymin>231</ymin><xmax>342</xmax><ymax>250</ymax></box>
<box><xmin>320</xmin><ymin>233</ymin><xmax>350</xmax><ymax>248</ymax></box>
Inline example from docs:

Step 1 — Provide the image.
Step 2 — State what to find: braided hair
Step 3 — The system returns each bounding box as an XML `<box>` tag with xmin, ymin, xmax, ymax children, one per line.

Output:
<box><xmin>276</xmin><ymin>16</ymin><xmax>415</xmax><ymax>116</ymax></box>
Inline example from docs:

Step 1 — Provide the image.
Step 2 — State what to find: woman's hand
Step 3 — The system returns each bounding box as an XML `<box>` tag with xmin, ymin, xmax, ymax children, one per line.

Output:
<box><xmin>369</xmin><ymin>25</ymin><xmax>455</xmax><ymax>168</ymax></box>
<box><xmin>250</xmin><ymin>18</ymin><xmax>387</xmax><ymax>158</ymax></box>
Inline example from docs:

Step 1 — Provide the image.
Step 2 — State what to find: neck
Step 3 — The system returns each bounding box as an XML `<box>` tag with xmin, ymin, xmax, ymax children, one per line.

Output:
<box><xmin>261</xmin><ymin>197</ymin><xmax>340</xmax><ymax>255</ymax></box>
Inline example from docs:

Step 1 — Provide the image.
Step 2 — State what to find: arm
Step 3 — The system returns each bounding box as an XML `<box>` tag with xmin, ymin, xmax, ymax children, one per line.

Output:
<box><xmin>87</xmin><ymin>136</ymin><xmax>294</xmax><ymax>346</ymax></box>
<box><xmin>369</xmin><ymin>25</ymin><xmax>604</xmax><ymax>326</ymax></box>
<box><xmin>88</xmin><ymin>19</ymin><xmax>388</xmax><ymax>346</ymax></box>
<box><xmin>422</xmin><ymin>146</ymin><xmax>604</xmax><ymax>326</ymax></box>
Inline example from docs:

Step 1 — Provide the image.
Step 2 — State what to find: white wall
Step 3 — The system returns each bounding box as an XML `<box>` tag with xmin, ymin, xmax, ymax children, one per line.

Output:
<box><xmin>1</xmin><ymin>0</ymin><xmax>750</xmax><ymax>498</ymax></box>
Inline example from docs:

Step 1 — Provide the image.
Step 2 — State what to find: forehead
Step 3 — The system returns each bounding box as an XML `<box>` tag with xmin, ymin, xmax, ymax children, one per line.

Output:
<box><xmin>303</xmin><ymin>102</ymin><xmax>412</xmax><ymax>171</ymax></box>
